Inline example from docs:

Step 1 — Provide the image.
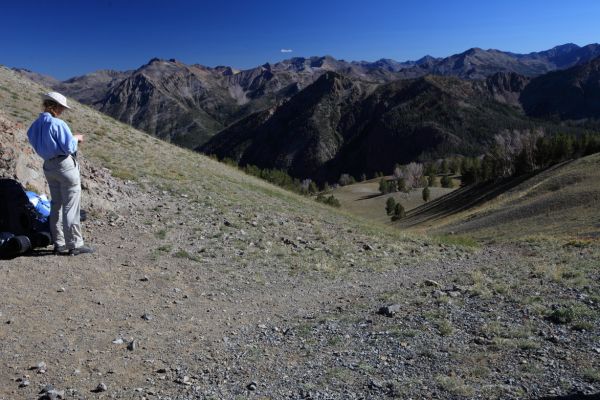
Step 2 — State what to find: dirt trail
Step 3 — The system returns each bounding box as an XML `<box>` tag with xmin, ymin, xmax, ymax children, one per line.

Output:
<box><xmin>0</xmin><ymin>184</ymin><xmax>494</xmax><ymax>399</ymax></box>
<box><xmin>1</xmin><ymin>183</ymin><xmax>598</xmax><ymax>399</ymax></box>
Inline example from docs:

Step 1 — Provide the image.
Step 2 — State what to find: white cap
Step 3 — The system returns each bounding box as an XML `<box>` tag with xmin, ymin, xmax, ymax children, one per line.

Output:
<box><xmin>42</xmin><ymin>91</ymin><xmax>71</xmax><ymax>109</ymax></box>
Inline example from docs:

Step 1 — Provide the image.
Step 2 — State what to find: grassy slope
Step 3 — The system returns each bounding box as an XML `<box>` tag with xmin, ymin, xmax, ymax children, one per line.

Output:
<box><xmin>0</xmin><ymin>65</ymin><xmax>431</xmax><ymax>259</ymax></box>
<box><xmin>417</xmin><ymin>156</ymin><xmax>600</xmax><ymax>240</ymax></box>
<box><xmin>329</xmin><ymin>157</ymin><xmax>600</xmax><ymax>241</ymax></box>
<box><xmin>330</xmin><ymin>178</ymin><xmax>456</xmax><ymax>225</ymax></box>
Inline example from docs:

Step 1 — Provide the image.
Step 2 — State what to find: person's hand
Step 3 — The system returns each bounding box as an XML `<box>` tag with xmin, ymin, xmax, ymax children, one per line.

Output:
<box><xmin>74</xmin><ymin>134</ymin><xmax>84</xmax><ymax>143</ymax></box>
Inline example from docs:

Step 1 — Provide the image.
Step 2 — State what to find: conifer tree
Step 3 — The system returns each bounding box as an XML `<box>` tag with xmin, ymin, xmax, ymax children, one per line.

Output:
<box><xmin>441</xmin><ymin>175</ymin><xmax>453</xmax><ymax>188</ymax></box>
<box><xmin>386</xmin><ymin>197</ymin><xmax>396</xmax><ymax>215</ymax></box>
<box><xmin>379</xmin><ymin>178</ymin><xmax>389</xmax><ymax>194</ymax></box>
<box><xmin>391</xmin><ymin>203</ymin><xmax>405</xmax><ymax>221</ymax></box>
<box><xmin>422</xmin><ymin>186</ymin><xmax>430</xmax><ymax>202</ymax></box>
<box><xmin>428</xmin><ymin>172</ymin><xmax>436</xmax><ymax>187</ymax></box>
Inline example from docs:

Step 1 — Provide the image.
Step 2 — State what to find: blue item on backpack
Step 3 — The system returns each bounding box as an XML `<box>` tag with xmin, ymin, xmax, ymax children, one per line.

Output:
<box><xmin>26</xmin><ymin>191</ymin><xmax>51</xmax><ymax>221</ymax></box>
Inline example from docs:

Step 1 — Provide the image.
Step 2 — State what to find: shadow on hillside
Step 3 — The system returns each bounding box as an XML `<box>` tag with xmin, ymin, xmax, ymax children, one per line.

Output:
<box><xmin>396</xmin><ymin>162</ymin><xmax>571</xmax><ymax>228</ymax></box>
<box><xmin>537</xmin><ymin>393</ymin><xmax>600</xmax><ymax>400</ymax></box>
<box><xmin>356</xmin><ymin>193</ymin><xmax>383</xmax><ymax>201</ymax></box>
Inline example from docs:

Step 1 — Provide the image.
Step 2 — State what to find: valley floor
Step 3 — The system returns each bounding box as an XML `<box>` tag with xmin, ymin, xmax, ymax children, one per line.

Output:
<box><xmin>1</xmin><ymin>183</ymin><xmax>598</xmax><ymax>400</ymax></box>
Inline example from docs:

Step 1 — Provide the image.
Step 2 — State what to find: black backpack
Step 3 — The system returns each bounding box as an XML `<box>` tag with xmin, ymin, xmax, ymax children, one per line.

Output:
<box><xmin>0</xmin><ymin>178</ymin><xmax>51</xmax><ymax>257</ymax></box>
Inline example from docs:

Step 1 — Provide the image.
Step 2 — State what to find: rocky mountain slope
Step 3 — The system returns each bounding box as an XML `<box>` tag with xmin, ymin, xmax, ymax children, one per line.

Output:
<box><xmin>1</xmin><ymin>64</ymin><xmax>599</xmax><ymax>400</ymax></box>
<box><xmin>400</xmin><ymin>43</ymin><xmax>600</xmax><ymax>79</ymax></box>
<box><xmin>520</xmin><ymin>56</ymin><xmax>600</xmax><ymax>120</ymax></box>
<box><xmin>10</xmin><ymin>68</ymin><xmax>59</xmax><ymax>89</ymax></box>
<box><xmin>14</xmin><ymin>43</ymin><xmax>600</xmax><ymax>150</ymax></box>
<box><xmin>200</xmin><ymin>71</ymin><xmax>375</xmax><ymax>179</ymax></box>
<box><xmin>202</xmin><ymin>52</ymin><xmax>600</xmax><ymax>182</ymax></box>
<box><xmin>200</xmin><ymin>70</ymin><xmax>572</xmax><ymax>182</ymax></box>
<box><xmin>55</xmin><ymin>69</ymin><xmax>131</xmax><ymax>105</ymax></box>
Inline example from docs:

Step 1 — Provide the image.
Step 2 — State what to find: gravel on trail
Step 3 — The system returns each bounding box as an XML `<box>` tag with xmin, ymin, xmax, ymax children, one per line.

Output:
<box><xmin>1</xmin><ymin>178</ymin><xmax>598</xmax><ymax>400</ymax></box>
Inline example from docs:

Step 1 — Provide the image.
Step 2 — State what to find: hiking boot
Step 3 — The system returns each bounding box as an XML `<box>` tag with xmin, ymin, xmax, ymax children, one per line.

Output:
<box><xmin>53</xmin><ymin>245</ymin><xmax>68</xmax><ymax>255</ymax></box>
<box><xmin>69</xmin><ymin>245</ymin><xmax>95</xmax><ymax>256</ymax></box>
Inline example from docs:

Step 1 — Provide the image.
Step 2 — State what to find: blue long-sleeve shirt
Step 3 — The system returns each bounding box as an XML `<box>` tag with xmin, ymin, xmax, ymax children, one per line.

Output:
<box><xmin>27</xmin><ymin>112</ymin><xmax>78</xmax><ymax>161</ymax></box>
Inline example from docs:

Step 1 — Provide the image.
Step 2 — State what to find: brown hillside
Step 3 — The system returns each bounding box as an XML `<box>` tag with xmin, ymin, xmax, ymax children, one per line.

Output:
<box><xmin>396</xmin><ymin>155</ymin><xmax>600</xmax><ymax>240</ymax></box>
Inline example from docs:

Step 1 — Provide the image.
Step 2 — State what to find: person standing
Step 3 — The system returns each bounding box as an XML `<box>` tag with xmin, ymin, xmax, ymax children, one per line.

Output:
<box><xmin>27</xmin><ymin>92</ymin><xmax>93</xmax><ymax>255</ymax></box>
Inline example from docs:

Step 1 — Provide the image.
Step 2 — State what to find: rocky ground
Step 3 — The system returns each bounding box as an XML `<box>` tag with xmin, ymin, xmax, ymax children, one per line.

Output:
<box><xmin>1</xmin><ymin>174</ymin><xmax>598</xmax><ymax>399</ymax></box>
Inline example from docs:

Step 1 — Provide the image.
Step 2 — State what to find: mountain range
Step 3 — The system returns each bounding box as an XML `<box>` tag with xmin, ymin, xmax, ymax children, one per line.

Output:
<box><xmin>13</xmin><ymin>43</ymin><xmax>600</xmax><ymax>180</ymax></box>
<box><xmin>200</xmin><ymin>71</ymin><xmax>535</xmax><ymax>181</ymax></box>
<box><xmin>199</xmin><ymin>52</ymin><xmax>600</xmax><ymax>181</ymax></box>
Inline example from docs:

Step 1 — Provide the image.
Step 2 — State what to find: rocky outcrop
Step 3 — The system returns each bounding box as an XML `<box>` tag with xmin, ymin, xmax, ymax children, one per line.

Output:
<box><xmin>484</xmin><ymin>71</ymin><xmax>530</xmax><ymax>106</ymax></box>
<box><xmin>0</xmin><ymin>112</ymin><xmax>132</xmax><ymax>212</ymax></box>
<box><xmin>0</xmin><ymin>114</ymin><xmax>47</xmax><ymax>193</ymax></box>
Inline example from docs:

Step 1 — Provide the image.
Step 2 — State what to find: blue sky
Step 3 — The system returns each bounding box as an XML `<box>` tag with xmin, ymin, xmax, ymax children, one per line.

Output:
<box><xmin>2</xmin><ymin>0</ymin><xmax>599</xmax><ymax>79</ymax></box>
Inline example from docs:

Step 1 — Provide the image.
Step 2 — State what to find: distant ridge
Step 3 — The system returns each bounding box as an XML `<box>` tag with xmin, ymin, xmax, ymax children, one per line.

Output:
<box><xmin>10</xmin><ymin>43</ymin><xmax>600</xmax><ymax>179</ymax></box>
<box><xmin>201</xmin><ymin>53</ymin><xmax>600</xmax><ymax>181</ymax></box>
<box><xmin>199</xmin><ymin>70</ymin><xmax>581</xmax><ymax>182</ymax></box>
<box><xmin>12</xmin><ymin>43</ymin><xmax>600</xmax><ymax>146</ymax></box>
<box><xmin>520</xmin><ymin>55</ymin><xmax>600</xmax><ymax>120</ymax></box>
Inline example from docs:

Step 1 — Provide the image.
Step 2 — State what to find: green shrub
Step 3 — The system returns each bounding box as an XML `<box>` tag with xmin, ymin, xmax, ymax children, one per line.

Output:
<box><xmin>378</xmin><ymin>178</ymin><xmax>389</xmax><ymax>194</ymax></box>
<box><xmin>386</xmin><ymin>197</ymin><xmax>396</xmax><ymax>215</ymax></box>
<box><xmin>316</xmin><ymin>194</ymin><xmax>341</xmax><ymax>208</ymax></box>
<box><xmin>391</xmin><ymin>203</ymin><xmax>405</xmax><ymax>221</ymax></box>
<box><xmin>547</xmin><ymin>307</ymin><xmax>574</xmax><ymax>324</ymax></box>
<box><xmin>440</xmin><ymin>175</ymin><xmax>453</xmax><ymax>188</ymax></box>
<box><xmin>428</xmin><ymin>173</ymin><xmax>436</xmax><ymax>187</ymax></box>
<box><xmin>422</xmin><ymin>186</ymin><xmax>431</xmax><ymax>202</ymax></box>
<box><xmin>397</xmin><ymin>177</ymin><xmax>406</xmax><ymax>192</ymax></box>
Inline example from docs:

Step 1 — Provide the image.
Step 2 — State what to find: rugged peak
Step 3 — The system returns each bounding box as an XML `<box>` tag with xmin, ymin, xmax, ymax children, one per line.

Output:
<box><xmin>319</xmin><ymin>70</ymin><xmax>342</xmax><ymax>80</ymax></box>
<box><xmin>318</xmin><ymin>55</ymin><xmax>338</xmax><ymax>63</ymax></box>
<box><xmin>306</xmin><ymin>70</ymin><xmax>357</xmax><ymax>96</ymax></box>
<box><xmin>552</xmin><ymin>43</ymin><xmax>580</xmax><ymax>51</ymax></box>
<box><xmin>486</xmin><ymin>71</ymin><xmax>529</xmax><ymax>93</ymax></box>
<box><xmin>312</xmin><ymin>70</ymin><xmax>347</xmax><ymax>83</ymax></box>
<box><xmin>214</xmin><ymin>66</ymin><xmax>235</xmax><ymax>76</ymax></box>
<box><xmin>416</xmin><ymin>55</ymin><xmax>435</xmax><ymax>62</ymax></box>
<box><xmin>416</xmin><ymin>55</ymin><xmax>438</xmax><ymax>67</ymax></box>
<box><xmin>463</xmin><ymin>47</ymin><xmax>485</xmax><ymax>56</ymax></box>
<box><xmin>287</xmin><ymin>57</ymin><xmax>307</xmax><ymax>63</ymax></box>
<box><xmin>143</xmin><ymin>57</ymin><xmax>182</xmax><ymax>67</ymax></box>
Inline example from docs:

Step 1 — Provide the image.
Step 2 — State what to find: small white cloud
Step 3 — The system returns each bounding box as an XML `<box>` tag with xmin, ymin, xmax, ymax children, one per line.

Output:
<box><xmin>280</xmin><ymin>49</ymin><xmax>293</xmax><ymax>53</ymax></box>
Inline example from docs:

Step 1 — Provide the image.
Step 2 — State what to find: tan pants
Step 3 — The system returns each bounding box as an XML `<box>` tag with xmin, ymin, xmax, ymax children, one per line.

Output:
<box><xmin>43</xmin><ymin>155</ymin><xmax>84</xmax><ymax>249</ymax></box>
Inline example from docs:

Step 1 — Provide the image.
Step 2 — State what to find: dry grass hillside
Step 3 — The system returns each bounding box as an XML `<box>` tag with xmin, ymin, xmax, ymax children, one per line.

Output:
<box><xmin>330</xmin><ymin>178</ymin><xmax>455</xmax><ymax>225</ymax></box>
<box><xmin>0</xmin><ymin>65</ymin><xmax>599</xmax><ymax>399</ymax></box>
<box><xmin>393</xmin><ymin>158</ymin><xmax>600</xmax><ymax>240</ymax></box>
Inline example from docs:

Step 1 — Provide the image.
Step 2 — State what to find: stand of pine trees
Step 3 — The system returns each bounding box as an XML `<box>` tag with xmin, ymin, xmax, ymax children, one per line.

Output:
<box><xmin>461</xmin><ymin>133</ymin><xmax>600</xmax><ymax>185</ymax></box>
